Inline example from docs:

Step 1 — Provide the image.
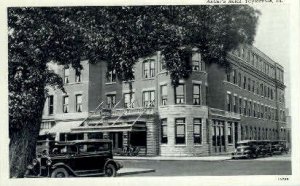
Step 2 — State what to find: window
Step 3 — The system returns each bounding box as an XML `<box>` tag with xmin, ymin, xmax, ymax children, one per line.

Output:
<box><xmin>227</xmin><ymin>122</ymin><xmax>233</xmax><ymax>144</ymax></box>
<box><xmin>124</xmin><ymin>93</ymin><xmax>135</xmax><ymax>108</ymax></box>
<box><xmin>175</xmin><ymin>118</ymin><xmax>186</xmax><ymax>144</ymax></box>
<box><xmin>193</xmin><ymin>118</ymin><xmax>202</xmax><ymax>144</ymax></box>
<box><xmin>226</xmin><ymin>72</ymin><xmax>231</xmax><ymax>82</ymax></box>
<box><xmin>193</xmin><ymin>84</ymin><xmax>201</xmax><ymax>105</ymax></box>
<box><xmin>106</xmin><ymin>94</ymin><xmax>116</xmax><ymax>108</ymax></box>
<box><xmin>238</xmin><ymin>73</ymin><xmax>242</xmax><ymax>87</ymax></box>
<box><xmin>63</xmin><ymin>96</ymin><xmax>69</xmax><ymax>113</ymax></box>
<box><xmin>253</xmin><ymin>103</ymin><xmax>256</xmax><ymax>117</ymax></box>
<box><xmin>192</xmin><ymin>60</ymin><xmax>200</xmax><ymax>71</ymax></box>
<box><xmin>64</xmin><ymin>68</ymin><xmax>70</xmax><ymax>83</ymax></box>
<box><xmin>143</xmin><ymin>91</ymin><xmax>155</xmax><ymax>107</ymax></box>
<box><xmin>161</xmin><ymin>119</ymin><xmax>168</xmax><ymax>144</ymax></box>
<box><xmin>239</xmin><ymin>98</ymin><xmax>242</xmax><ymax>114</ymax></box>
<box><xmin>175</xmin><ymin>84</ymin><xmax>185</xmax><ymax>104</ymax></box>
<box><xmin>233</xmin><ymin>70</ymin><xmax>237</xmax><ymax>84</ymax></box>
<box><xmin>260</xmin><ymin>83</ymin><xmax>264</xmax><ymax>96</ymax></box>
<box><xmin>227</xmin><ymin>93</ymin><xmax>232</xmax><ymax>112</ymax></box>
<box><xmin>244</xmin><ymin>100</ymin><xmax>247</xmax><ymax>115</ymax></box>
<box><xmin>161</xmin><ymin>85</ymin><xmax>168</xmax><ymax>105</ymax></box>
<box><xmin>243</xmin><ymin>76</ymin><xmax>247</xmax><ymax>89</ymax></box>
<box><xmin>143</xmin><ymin>59</ymin><xmax>155</xmax><ymax>78</ymax></box>
<box><xmin>248</xmin><ymin>78</ymin><xmax>251</xmax><ymax>91</ymax></box>
<box><xmin>160</xmin><ymin>57</ymin><xmax>166</xmax><ymax>71</ymax></box>
<box><xmin>48</xmin><ymin>95</ymin><xmax>54</xmax><ymax>115</ymax></box>
<box><xmin>248</xmin><ymin>101</ymin><xmax>252</xmax><ymax>117</ymax></box>
<box><xmin>107</xmin><ymin>69</ymin><xmax>116</xmax><ymax>83</ymax></box>
<box><xmin>234</xmin><ymin>96</ymin><xmax>238</xmax><ymax>113</ymax></box>
<box><xmin>75</xmin><ymin>69</ymin><xmax>82</xmax><ymax>82</ymax></box>
<box><xmin>76</xmin><ymin>94</ymin><xmax>82</xmax><ymax>112</ymax></box>
<box><xmin>252</xmin><ymin>80</ymin><xmax>255</xmax><ymax>92</ymax></box>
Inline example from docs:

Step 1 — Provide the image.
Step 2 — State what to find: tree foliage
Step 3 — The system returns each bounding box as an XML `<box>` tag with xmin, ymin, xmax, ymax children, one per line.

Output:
<box><xmin>8</xmin><ymin>5</ymin><xmax>259</xmax><ymax>177</ymax></box>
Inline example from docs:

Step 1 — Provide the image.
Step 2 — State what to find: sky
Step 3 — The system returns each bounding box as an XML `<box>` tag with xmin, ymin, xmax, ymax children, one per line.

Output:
<box><xmin>251</xmin><ymin>4</ymin><xmax>291</xmax><ymax>110</ymax></box>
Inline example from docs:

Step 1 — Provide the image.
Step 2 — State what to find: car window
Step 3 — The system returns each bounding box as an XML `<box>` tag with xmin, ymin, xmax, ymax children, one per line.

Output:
<box><xmin>78</xmin><ymin>143</ymin><xmax>110</xmax><ymax>153</ymax></box>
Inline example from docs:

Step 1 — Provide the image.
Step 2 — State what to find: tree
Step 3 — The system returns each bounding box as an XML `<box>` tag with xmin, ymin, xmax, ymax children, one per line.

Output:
<box><xmin>8</xmin><ymin>6</ymin><xmax>259</xmax><ymax>177</ymax></box>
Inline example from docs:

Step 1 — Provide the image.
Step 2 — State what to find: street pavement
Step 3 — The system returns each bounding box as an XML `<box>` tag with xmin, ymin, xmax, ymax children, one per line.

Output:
<box><xmin>117</xmin><ymin>153</ymin><xmax>291</xmax><ymax>176</ymax></box>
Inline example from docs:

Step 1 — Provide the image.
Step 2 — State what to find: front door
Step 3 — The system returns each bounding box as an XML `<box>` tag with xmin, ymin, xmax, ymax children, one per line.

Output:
<box><xmin>212</xmin><ymin>120</ymin><xmax>225</xmax><ymax>153</ymax></box>
<box><xmin>109</xmin><ymin>132</ymin><xmax>123</xmax><ymax>150</ymax></box>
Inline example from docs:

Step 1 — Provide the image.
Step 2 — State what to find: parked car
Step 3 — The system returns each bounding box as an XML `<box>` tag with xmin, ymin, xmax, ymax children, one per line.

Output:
<box><xmin>231</xmin><ymin>140</ymin><xmax>258</xmax><ymax>159</ymax></box>
<box><xmin>255</xmin><ymin>140</ymin><xmax>273</xmax><ymax>157</ymax></box>
<box><xmin>25</xmin><ymin>139</ymin><xmax>123</xmax><ymax>178</ymax></box>
<box><xmin>271</xmin><ymin>140</ymin><xmax>289</xmax><ymax>154</ymax></box>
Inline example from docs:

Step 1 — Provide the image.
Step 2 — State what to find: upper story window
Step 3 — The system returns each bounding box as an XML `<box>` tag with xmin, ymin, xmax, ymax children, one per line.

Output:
<box><xmin>239</xmin><ymin>98</ymin><xmax>242</xmax><ymax>114</ymax></box>
<box><xmin>243</xmin><ymin>76</ymin><xmax>247</xmax><ymax>89</ymax></box>
<box><xmin>175</xmin><ymin>118</ymin><xmax>186</xmax><ymax>144</ymax></box>
<box><xmin>63</xmin><ymin>96</ymin><xmax>69</xmax><ymax>113</ymax></box>
<box><xmin>75</xmin><ymin>69</ymin><xmax>82</xmax><ymax>83</ymax></box>
<box><xmin>161</xmin><ymin>85</ymin><xmax>168</xmax><ymax>105</ymax></box>
<box><xmin>64</xmin><ymin>68</ymin><xmax>70</xmax><ymax>84</ymax></box>
<box><xmin>106</xmin><ymin>94</ymin><xmax>116</xmax><ymax>108</ymax></box>
<box><xmin>107</xmin><ymin>69</ymin><xmax>116</xmax><ymax>83</ymax></box>
<box><xmin>193</xmin><ymin>84</ymin><xmax>201</xmax><ymax>105</ymax></box>
<box><xmin>175</xmin><ymin>84</ymin><xmax>185</xmax><ymax>104</ymax></box>
<box><xmin>226</xmin><ymin>93</ymin><xmax>232</xmax><ymax>112</ymax></box>
<box><xmin>193</xmin><ymin>118</ymin><xmax>202</xmax><ymax>144</ymax></box>
<box><xmin>248</xmin><ymin>78</ymin><xmax>251</xmax><ymax>91</ymax></box>
<box><xmin>238</xmin><ymin>73</ymin><xmax>242</xmax><ymax>87</ymax></box>
<box><xmin>226</xmin><ymin>72</ymin><xmax>231</xmax><ymax>82</ymax></box>
<box><xmin>192</xmin><ymin>60</ymin><xmax>200</xmax><ymax>71</ymax></box>
<box><xmin>233</xmin><ymin>95</ymin><xmax>238</xmax><ymax>113</ymax></box>
<box><xmin>75</xmin><ymin>94</ymin><xmax>82</xmax><ymax>112</ymax></box>
<box><xmin>160</xmin><ymin>58</ymin><xmax>166</xmax><ymax>71</ymax></box>
<box><xmin>48</xmin><ymin>95</ymin><xmax>54</xmax><ymax>115</ymax></box>
<box><xmin>233</xmin><ymin>70</ymin><xmax>237</xmax><ymax>84</ymax></box>
<box><xmin>161</xmin><ymin>119</ymin><xmax>168</xmax><ymax>144</ymax></box>
<box><xmin>143</xmin><ymin>59</ymin><xmax>155</xmax><ymax>78</ymax></box>
<box><xmin>124</xmin><ymin>92</ymin><xmax>135</xmax><ymax>108</ymax></box>
<box><xmin>143</xmin><ymin>91</ymin><xmax>155</xmax><ymax>107</ymax></box>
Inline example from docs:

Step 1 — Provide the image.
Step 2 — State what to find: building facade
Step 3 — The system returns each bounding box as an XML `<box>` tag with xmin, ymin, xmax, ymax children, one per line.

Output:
<box><xmin>40</xmin><ymin>45</ymin><xmax>288</xmax><ymax>156</ymax></box>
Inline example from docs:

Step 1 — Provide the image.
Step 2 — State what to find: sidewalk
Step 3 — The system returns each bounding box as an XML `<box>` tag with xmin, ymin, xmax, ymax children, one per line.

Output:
<box><xmin>117</xmin><ymin>168</ymin><xmax>155</xmax><ymax>176</ymax></box>
<box><xmin>115</xmin><ymin>155</ymin><xmax>231</xmax><ymax>161</ymax></box>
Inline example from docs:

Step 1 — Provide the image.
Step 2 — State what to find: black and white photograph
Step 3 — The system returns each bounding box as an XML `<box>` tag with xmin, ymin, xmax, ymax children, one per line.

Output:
<box><xmin>1</xmin><ymin>0</ymin><xmax>300</xmax><ymax>186</ymax></box>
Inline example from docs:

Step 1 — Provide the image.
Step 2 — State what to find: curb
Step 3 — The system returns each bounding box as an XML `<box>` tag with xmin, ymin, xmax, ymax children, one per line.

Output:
<box><xmin>115</xmin><ymin>156</ymin><xmax>232</xmax><ymax>161</ymax></box>
<box><xmin>118</xmin><ymin>168</ymin><xmax>155</xmax><ymax>176</ymax></box>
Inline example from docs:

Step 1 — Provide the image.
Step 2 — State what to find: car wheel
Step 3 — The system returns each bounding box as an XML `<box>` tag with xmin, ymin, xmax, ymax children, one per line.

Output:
<box><xmin>51</xmin><ymin>168</ymin><xmax>69</xmax><ymax>178</ymax></box>
<box><xmin>104</xmin><ymin>163</ymin><xmax>117</xmax><ymax>177</ymax></box>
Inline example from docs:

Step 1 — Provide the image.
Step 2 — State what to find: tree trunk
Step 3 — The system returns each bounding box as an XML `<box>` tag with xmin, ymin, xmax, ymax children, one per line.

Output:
<box><xmin>9</xmin><ymin>106</ymin><xmax>44</xmax><ymax>178</ymax></box>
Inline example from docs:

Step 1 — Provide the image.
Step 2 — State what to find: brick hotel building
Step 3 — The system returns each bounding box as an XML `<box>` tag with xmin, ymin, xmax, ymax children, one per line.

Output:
<box><xmin>40</xmin><ymin>44</ymin><xmax>288</xmax><ymax>156</ymax></box>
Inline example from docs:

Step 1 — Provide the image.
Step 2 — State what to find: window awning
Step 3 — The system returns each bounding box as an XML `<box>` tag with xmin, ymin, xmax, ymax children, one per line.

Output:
<box><xmin>47</xmin><ymin>121</ymin><xmax>83</xmax><ymax>134</ymax></box>
<box><xmin>71</xmin><ymin>122</ymin><xmax>146</xmax><ymax>133</ymax></box>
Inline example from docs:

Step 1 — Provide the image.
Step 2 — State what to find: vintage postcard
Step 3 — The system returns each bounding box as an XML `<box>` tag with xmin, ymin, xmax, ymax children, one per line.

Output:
<box><xmin>1</xmin><ymin>0</ymin><xmax>299</xmax><ymax>186</ymax></box>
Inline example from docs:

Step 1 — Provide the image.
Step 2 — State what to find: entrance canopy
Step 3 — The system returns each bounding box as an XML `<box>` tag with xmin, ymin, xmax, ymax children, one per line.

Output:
<box><xmin>47</xmin><ymin>121</ymin><xmax>83</xmax><ymax>134</ymax></box>
<box><xmin>71</xmin><ymin>122</ymin><xmax>146</xmax><ymax>133</ymax></box>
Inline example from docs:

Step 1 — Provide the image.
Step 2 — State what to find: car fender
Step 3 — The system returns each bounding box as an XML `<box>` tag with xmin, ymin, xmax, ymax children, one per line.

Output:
<box><xmin>104</xmin><ymin>159</ymin><xmax>121</xmax><ymax>170</ymax></box>
<box><xmin>51</xmin><ymin>163</ymin><xmax>77</xmax><ymax>176</ymax></box>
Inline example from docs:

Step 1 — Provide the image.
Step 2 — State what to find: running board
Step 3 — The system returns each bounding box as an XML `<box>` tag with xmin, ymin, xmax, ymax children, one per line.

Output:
<box><xmin>75</xmin><ymin>172</ymin><xmax>105</xmax><ymax>177</ymax></box>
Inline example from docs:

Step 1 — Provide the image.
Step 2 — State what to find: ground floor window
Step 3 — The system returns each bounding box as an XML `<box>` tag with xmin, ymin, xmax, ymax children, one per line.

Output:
<box><xmin>130</xmin><ymin>132</ymin><xmax>146</xmax><ymax>146</ymax></box>
<box><xmin>175</xmin><ymin>118</ymin><xmax>186</xmax><ymax>144</ymax></box>
<box><xmin>193</xmin><ymin>118</ymin><xmax>202</xmax><ymax>144</ymax></box>
<box><xmin>161</xmin><ymin>119</ymin><xmax>168</xmax><ymax>144</ymax></box>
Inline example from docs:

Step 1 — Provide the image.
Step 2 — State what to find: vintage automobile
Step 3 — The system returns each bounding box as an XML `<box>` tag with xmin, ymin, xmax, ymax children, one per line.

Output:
<box><xmin>231</xmin><ymin>140</ymin><xmax>273</xmax><ymax>159</ymax></box>
<box><xmin>231</xmin><ymin>140</ymin><xmax>257</xmax><ymax>159</ymax></box>
<box><xmin>25</xmin><ymin>139</ymin><xmax>123</xmax><ymax>178</ymax></box>
<box><xmin>271</xmin><ymin>140</ymin><xmax>289</xmax><ymax>154</ymax></box>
